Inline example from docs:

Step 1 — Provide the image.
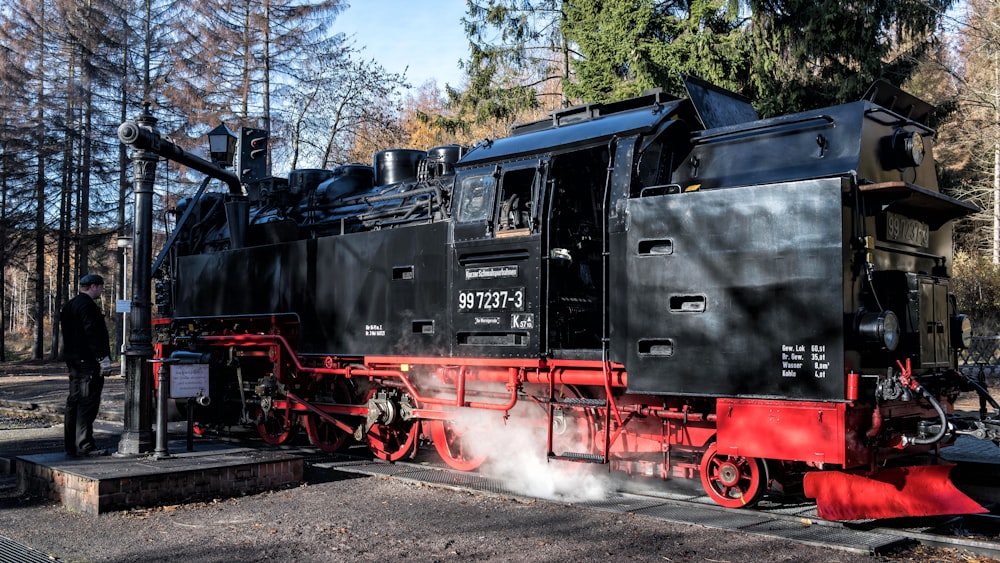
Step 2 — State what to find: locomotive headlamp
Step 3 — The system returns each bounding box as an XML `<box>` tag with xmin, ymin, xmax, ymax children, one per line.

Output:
<box><xmin>207</xmin><ymin>123</ymin><xmax>237</xmax><ymax>168</ymax></box>
<box><xmin>857</xmin><ymin>310</ymin><xmax>901</xmax><ymax>351</ymax></box>
<box><xmin>906</xmin><ymin>132</ymin><xmax>925</xmax><ymax>166</ymax></box>
<box><xmin>951</xmin><ymin>314</ymin><xmax>973</xmax><ymax>349</ymax></box>
<box><xmin>880</xmin><ymin>130</ymin><xmax>925</xmax><ymax>170</ymax></box>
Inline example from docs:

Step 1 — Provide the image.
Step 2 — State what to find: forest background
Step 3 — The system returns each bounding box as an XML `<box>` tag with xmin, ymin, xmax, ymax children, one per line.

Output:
<box><xmin>2</xmin><ymin>0</ymin><xmax>1000</xmax><ymax>360</ymax></box>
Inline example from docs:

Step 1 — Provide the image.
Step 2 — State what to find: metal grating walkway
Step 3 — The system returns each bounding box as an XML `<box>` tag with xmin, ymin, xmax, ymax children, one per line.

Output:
<box><xmin>324</xmin><ymin>458</ymin><xmax>909</xmax><ymax>555</ymax></box>
<box><xmin>314</xmin><ymin>459</ymin><xmax>518</xmax><ymax>496</ymax></box>
<box><xmin>0</xmin><ymin>534</ymin><xmax>59</xmax><ymax>563</ymax></box>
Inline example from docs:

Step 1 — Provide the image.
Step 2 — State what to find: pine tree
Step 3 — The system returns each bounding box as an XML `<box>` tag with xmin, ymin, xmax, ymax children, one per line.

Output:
<box><xmin>456</xmin><ymin>0</ymin><xmax>570</xmax><ymax>125</ymax></box>
<box><xmin>562</xmin><ymin>0</ymin><xmax>746</xmax><ymax>102</ymax></box>
<box><xmin>746</xmin><ymin>0</ymin><xmax>955</xmax><ymax>115</ymax></box>
<box><xmin>0</xmin><ymin>40</ymin><xmax>38</xmax><ymax>360</ymax></box>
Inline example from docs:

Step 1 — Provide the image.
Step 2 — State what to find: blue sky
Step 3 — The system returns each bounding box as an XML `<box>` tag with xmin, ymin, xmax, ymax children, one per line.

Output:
<box><xmin>334</xmin><ymin>1</ymin><xmax>470</xmax><ymax>90</ymax></box>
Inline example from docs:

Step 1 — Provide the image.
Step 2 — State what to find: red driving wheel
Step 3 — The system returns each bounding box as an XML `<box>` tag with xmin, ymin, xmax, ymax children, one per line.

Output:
<box><xmin>255</xmin><ymin>406</ymin><xmax>296</xmax><ymax>445</ymax></box>
<box><xmin>429</xmin><ymin>419</ymin><xmax>490</xmax><ymax>471</ymax></box>
<box><xmin>366</xmin><ymin>419</ymin><xmax>418</xmax><ymax>461</ymax></box>
<box><xmin>303</xmin><ymin>413</ymin><xmax>351</xmax><ymax>452</ymax></box>
<box><xmin>362</xmin><ymin>388</ymin><xmax>419</xmax><ymax>461</ymax></box>
<box><xmin>302</xmin><ymin>379</ymin><xmax>354</xmax><ymax>452</ymax></box>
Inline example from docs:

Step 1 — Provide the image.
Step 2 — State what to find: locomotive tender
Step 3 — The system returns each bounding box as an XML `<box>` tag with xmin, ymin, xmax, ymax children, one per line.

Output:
<box><xmin>121</xmin><ymin>76</ymin><xmax>1000</xmax><ymax>520</ymax></box>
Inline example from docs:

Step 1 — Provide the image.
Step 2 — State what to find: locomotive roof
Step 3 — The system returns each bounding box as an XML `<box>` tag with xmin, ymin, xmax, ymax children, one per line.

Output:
<box><xmin>458</xmin><ymin>95</ymin><xmax>693</xmax><ymax>166</ymax></box>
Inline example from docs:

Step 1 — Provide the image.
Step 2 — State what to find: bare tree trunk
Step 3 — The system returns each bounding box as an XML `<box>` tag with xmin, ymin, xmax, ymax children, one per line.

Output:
<box><xmin>74</xmin><ymin>0</ymin><xmax>95</xmax><ymax>282</ymax></box>
<box><xmin>51</xmin><ymin>46</ymin><xmax>77</xmax><ymax>360</ymax></box>
<box><xmin>993</xmin><ymin>54</ymin><xmax>1000</xmax><ymax>265</ymax></box>
<box><xmin>240</xmin><ymin>2</ymin><xmax>252</xmax><ymax>119</ymax></box>
<box><xmin>994</xmin><ymin>141</ymin><xmax>999</xmax><ymax>265</ymax></box>
<box><xmin>0</xmin><ymin>141</ymin><xmax>7</xmax><ymax>361</ymax></box>
<box><xmin>263</xmin><ymin>0</ymin><xmax>272</xmax><ymax>170</ymax></box>
<box><xmin>80</xmin><ymin>71</ymin><xmax>94</xmax><ymax>274</ymax></box>
<box><xmin>560</xmin><ymin>1</ymin><xmax>570</xmax><ymax>107</ymax></box>
<box><xmin>117</xmin><ymin>8</ymin><xmax>131</xmax><ymax>361</ymax></box>
<box><xmin>142</xmin><ymin>0</ymin><xmax>152</xmax><ymax>99</ymax></box>
<box><xmin>31</xmin><ymin>0</ymin><xmax>47</xmax><ymax>360</ymax></box>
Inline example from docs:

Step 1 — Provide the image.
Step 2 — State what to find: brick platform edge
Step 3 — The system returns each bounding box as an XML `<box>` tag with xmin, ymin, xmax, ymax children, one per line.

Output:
<box><xmin>15</xmin><ymin>449</ymin><xmax>303</xmax><ymax>515</ymax></box>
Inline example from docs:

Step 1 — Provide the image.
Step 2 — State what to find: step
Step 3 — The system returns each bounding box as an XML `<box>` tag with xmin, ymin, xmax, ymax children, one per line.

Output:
<box><xmin>548</xmin><ymin>452</ymin><xmax>606</xmax><ymax>464</ymax></box>
<box><xmin>551</xmin><ymin>397</ymin><xmax>607</xmax><ymax>407</ymax></box>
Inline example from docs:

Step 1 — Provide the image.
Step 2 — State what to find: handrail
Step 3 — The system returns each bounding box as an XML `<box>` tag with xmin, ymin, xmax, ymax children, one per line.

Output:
<box><xmin>193</xmin><ymin>333</ymin><xmax>520</xmax><ymax>412</ymax></box>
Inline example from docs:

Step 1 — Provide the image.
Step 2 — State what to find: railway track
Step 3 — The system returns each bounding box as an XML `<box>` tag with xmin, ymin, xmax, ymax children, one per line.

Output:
<box><xmin>302</xmin><ymin>447</ymin><xmax>1000</xmax><ymax>560</ymax></box>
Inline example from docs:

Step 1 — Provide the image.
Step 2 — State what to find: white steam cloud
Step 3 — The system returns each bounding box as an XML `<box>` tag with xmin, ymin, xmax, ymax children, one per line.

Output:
<box><xmin>441</xmin><ymin>398</ymin><xmax>617</xmax><ymax>502</ymax></box>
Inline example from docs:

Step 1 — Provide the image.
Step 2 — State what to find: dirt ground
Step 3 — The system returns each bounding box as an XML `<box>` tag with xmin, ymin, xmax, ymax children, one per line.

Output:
<box><xmin>0</xmin><ymin>462</ymin><xmax>985</xmax><ymax>563</ymax></box>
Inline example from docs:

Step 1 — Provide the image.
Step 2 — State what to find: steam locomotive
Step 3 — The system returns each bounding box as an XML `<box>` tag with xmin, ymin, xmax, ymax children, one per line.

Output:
<box><xmin>120</xmin><ymin>76</ymin><xmax>1000</xmax><ymax>520</ymax></box>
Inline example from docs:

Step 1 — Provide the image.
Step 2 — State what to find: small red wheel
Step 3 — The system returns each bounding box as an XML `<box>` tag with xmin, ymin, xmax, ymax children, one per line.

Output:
<box><xmin>429</xmin><ymin>419</ymin><xmax>489</xmax><ymax>471</ymax></box>
<box><xmin>303</xmin><ymin>413</ymin><xmax>351</xmax><ymax>453</ymax></box>
<box><xmin>699</xmin><ymin>442</ymin><xmax>767</xmax><ymax>508</ymax></box>
<box><xmin>255</xmin><ymin>407</ymin><xmax>296</xmax><ymax>445</ymax></box>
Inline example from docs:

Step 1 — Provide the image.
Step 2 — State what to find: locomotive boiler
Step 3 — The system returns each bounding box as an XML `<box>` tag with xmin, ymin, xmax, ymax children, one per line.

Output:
<box><xmin>119</xmin><ymin>76</ymin><xmax>1000</xmax><ymax>520</ymax></box>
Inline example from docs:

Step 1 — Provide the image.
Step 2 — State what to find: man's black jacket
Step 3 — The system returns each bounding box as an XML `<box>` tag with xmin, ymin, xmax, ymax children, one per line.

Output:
<box><xmin>60</xmin><ymin>293</ymin><xmax>111</xmax><ymax>363</ymax></box>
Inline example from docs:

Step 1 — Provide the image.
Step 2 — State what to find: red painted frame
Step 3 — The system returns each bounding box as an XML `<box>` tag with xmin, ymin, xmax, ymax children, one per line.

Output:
<box><xmin>716</xmin><ymin>398</ymin><xmax>847</xmax><ymax>466</ymax></box>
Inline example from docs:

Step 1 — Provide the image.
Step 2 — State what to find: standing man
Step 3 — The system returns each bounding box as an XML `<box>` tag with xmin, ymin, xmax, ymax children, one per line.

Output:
<box><xmin>60</xmin><ymin>273</ymin><xmax>113</xmax><ymax>457</ymax></box>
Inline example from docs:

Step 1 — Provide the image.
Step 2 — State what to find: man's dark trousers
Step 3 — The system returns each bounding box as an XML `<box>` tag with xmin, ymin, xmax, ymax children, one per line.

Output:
<box><xmin>65</xmin><ymin>360</ymin><xmax>105</xmax><ymax>455</ymax></box>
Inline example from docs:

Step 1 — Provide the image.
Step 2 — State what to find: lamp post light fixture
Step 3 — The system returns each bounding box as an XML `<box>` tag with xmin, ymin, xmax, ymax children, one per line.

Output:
<box><xmin>207</xmin><ymin>123</ymin><xmax>237</xmax><ymax>168</ymax></box>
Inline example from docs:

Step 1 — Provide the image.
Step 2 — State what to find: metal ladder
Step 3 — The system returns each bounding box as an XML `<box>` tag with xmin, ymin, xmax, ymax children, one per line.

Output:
<box><xmin>545</xmin><ymin>372</ymin><xmax>612</xmax><ymax>464</ymax></box>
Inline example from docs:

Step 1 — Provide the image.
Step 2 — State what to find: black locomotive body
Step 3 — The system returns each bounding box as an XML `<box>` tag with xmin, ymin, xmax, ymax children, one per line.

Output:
<box><xmin>130</xmin><ymin>77</ymin><xmax>999</xmax><ymax>520</ymax></box>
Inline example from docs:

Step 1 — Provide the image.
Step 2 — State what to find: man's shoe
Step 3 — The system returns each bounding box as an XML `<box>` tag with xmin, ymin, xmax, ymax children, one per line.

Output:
<box><xmin>78</xmin><ymin>448</ymin><xmax>110</xmax><ymax>457</ymax></box>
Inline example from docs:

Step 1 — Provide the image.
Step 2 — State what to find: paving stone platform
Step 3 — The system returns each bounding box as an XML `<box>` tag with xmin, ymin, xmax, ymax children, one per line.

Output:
<box><xmin>16</xmin><ymin>443</ymin><xmax>302</xmax><ymax>515</ymax></box>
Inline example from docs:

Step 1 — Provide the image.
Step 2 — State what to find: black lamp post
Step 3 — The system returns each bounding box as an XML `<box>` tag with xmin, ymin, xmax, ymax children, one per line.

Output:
<box><xmin>207</xmin><ymin>123</ymin><xmax>237</xmax><ymax>168</ymax></box>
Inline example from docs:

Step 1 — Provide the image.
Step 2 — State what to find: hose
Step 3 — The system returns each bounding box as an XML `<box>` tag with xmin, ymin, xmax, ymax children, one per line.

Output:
<box><xmin>896</xmin><ymin>358</ymin><xmax>949</xmax><ymax>447</ymax></box>
<box><xmin>903</xmin><ymin>383</ymin><xmax>949</xmax><ymax>446</ymax></box>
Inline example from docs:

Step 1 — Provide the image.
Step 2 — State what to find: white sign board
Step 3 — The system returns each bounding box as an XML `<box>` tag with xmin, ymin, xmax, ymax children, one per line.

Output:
<box><xmin>116</xmin><ymin>300</ymin><xmax>132</xmax><ymax>313</ymax></box>
<box><xmin>169</xmin><ymin>364</ymin><xmax>210</xmax><ymax>399</ymax></box>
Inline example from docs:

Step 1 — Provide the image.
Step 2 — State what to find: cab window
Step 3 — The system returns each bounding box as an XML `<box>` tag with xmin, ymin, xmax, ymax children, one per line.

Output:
<box><xmin>496</xmin><ymin>167</ymin><xmax>537</xmax><ymax>235</ymax></box>
<box><xmin>458</xmin><ymin>175</ymin><xmax>495</xmax><ymax>223</ymax></box>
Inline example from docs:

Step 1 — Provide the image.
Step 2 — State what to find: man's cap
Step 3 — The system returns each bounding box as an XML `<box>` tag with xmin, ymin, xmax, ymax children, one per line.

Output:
<box><xmin>80</xmin><ymin>273</ymin><xmax>105</xmax><ymax>286</ymax></box>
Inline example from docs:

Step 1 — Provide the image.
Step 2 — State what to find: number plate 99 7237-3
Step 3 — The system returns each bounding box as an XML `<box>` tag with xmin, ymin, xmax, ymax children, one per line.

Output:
<box><xmin>458</xmin><ymin>288</ymin><xmax>525</xmax><ymax>312</ymax></box>
<box><xmin>879</xmin><ymin>211</ymin><xmax>929</xmax><ymax>248</ymax></box>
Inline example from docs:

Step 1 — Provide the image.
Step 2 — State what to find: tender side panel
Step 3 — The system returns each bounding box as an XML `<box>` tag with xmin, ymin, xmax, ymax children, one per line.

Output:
<box><xmin>620</xmin><ymin>178</ymin><xmax>846</xmax><ymax>399</ymax></box>
<box><xmin>174</xmin><ymin>222</ymin><xmax>450</xmax><ymax>356</ymax></box>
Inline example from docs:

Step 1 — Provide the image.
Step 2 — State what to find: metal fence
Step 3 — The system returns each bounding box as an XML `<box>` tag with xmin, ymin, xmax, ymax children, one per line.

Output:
<box><xmin>958</xmin><ymin>336</ymin><xmax>1000</xmax><ymax>378</ymax></box>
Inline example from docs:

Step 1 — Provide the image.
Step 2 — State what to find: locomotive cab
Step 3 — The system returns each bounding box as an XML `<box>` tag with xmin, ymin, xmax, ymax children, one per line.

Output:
<box><xmin>449</xmin><ymin>145</ymin><xmax>615</xmax><ymax>356</ymax></box>
<box><xmin>450</xmin><ymin>91</ymin><xmax>699</xmax><ymax>359</ymax></box>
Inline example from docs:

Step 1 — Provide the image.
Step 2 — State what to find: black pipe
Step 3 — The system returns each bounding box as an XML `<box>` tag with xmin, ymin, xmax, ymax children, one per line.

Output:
<box><xmin>150</xmin><ymin>176</ymin><xmax>212</xmax><ymax>277</ymax></box>
<box><xmin>962</xmin><ymin>373</ymin><xmax>1000</xmax><ymax>414</ymax></box>
<box><xmin>117</xmin><ymin>121</ymin><xmax>243</xmax><ymax>195</ymax></box>
<box><xmin>186</xmin><ymin>399</ymin><xmax>195</xmax><ymax>452</ymax></box>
